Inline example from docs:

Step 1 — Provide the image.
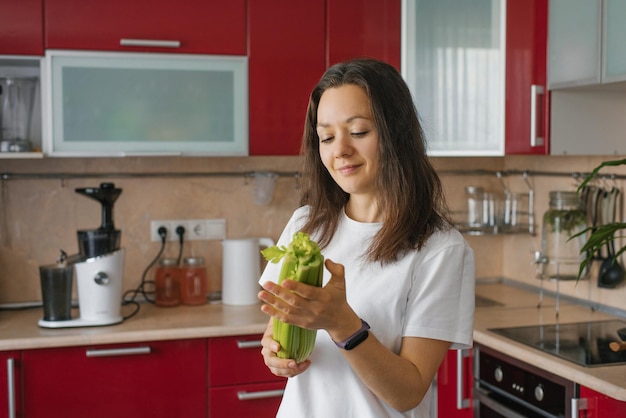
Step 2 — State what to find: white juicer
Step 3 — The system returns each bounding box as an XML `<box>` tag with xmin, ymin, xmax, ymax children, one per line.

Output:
<box><xmin>39</xmin><ymin>183</ymin><xmax>125</xmax><ymax>328</ymax></box>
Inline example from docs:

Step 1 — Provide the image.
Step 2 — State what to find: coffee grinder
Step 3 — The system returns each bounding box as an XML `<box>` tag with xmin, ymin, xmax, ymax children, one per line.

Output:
<box><xmin>39</xmin><ymin>183</ymin><xmax>125</xmax><ymax>328</ymax></box>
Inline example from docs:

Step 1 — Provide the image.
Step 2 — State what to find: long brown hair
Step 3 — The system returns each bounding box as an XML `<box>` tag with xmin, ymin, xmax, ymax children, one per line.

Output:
<box><xmin>299</xmin><ymin>58</ymin><xmax>450</xmax><ymax>264</ymax></box>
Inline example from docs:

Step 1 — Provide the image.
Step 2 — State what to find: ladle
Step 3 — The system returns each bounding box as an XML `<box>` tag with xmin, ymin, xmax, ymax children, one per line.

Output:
<box><xmin>598</xmin><ymin>188</ymin><xmax>624</xmax><ymax>288</ymax></box>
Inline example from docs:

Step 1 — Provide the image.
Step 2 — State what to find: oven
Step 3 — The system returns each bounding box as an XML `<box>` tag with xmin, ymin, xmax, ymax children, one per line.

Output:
<box><xmin>474</xmin><ymin>344</ymin><xmax>576</xmax><ymax>418</ymax></box>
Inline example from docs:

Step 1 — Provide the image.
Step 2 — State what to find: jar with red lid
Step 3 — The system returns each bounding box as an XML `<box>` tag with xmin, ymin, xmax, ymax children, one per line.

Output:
<box><xmin>180</xmin><ymin>257</ymin><xmax>207</xmax><ymax>305</ymax></box>
<box><xmin>155</xmin><ymin>258</ymin><xmax>180</xmax><ymax>307</ymax></box>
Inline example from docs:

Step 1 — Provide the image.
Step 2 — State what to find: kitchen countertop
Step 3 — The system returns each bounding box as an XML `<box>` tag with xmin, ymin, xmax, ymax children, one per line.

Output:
<box><xmin>474</xmin><ymin>280</ymin><xmax>626</xmax><ymax>402</ymax></box>
<box><xmin>1</xmin><ymin>280</ymin><xmax>625</xmax><ymax>401</ymax></box>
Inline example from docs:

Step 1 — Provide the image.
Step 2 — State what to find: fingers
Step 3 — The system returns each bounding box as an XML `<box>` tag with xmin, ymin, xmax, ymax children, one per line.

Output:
<box><xmin>325</xmin><ymin>258</ymin><xmax>345</xmax><ymax>278</ymax></box>
<box><xmin>260</xmin><ymin>331</ymin><xmax>311</xmax><ymax>377</ymax></box>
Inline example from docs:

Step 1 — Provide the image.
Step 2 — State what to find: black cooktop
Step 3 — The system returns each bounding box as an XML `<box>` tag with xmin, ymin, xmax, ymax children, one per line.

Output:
<box><xmin>490</xmin><ymin>319</ymin><xmax>626</xmax><ymax>367</ymax></box>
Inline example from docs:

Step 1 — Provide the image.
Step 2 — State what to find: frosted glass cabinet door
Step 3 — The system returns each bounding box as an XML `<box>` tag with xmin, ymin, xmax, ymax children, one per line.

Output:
<box><xmin>44</xmin><ymin>51</ymin><xmax>248</xmax><ymax>156</ymax></box>
<box><xmin>604</xmin><ymin>0</ymin><xmax>626</xmax><ymax>82</ymax></box>
<box><xmin>547</xmin><ymin>0</ymin><xmax>601</xmax><ymax>88</ymax></box>
<box><xmin>402</xmin><ymin>0</ymin><xmax>505</xmax><ymax>156</ymax></box>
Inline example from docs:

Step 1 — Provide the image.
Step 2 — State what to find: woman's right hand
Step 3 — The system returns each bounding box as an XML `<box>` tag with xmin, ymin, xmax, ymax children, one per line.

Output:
<box><xmin>260</xmin><ymin>319</ymin><xmax>311</xmax><ymax>378</ymax></box>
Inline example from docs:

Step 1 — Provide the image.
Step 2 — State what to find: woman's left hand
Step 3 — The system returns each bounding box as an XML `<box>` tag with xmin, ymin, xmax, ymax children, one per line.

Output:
<box><xmin>258</xmin><ymin>259</ymin><xmax>358</xmax><ymax>337</ymax></box>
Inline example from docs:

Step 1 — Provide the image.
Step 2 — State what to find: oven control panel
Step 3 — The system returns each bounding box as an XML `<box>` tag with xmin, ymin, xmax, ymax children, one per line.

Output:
<box><xmin>475</xmin><ymin>344</ymin><xmax>576</xmax><ymax>417</ymax></box>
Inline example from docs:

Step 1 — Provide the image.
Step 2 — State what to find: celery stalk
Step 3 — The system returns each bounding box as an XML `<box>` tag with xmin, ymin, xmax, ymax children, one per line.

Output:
<box><xmin>261</xmin><ymin>232</ymin><xmax>324</xmax><ymax>362</ymax></box>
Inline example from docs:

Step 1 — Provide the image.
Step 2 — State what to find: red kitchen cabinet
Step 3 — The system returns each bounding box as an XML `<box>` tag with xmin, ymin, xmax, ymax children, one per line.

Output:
<box><xmin>436</xmin><ymin>349</ymin><xmax>473</xmax><ymax>418</ymax></box>
<box><xmin>326</xmin><ymin>0</ymin><xmax>401</xmax><ymax>69</ymax></box>
<box><xmin>0</xmin><ymin>352</ymin><xmax>20</xmax><ymax>418</ymax></box>
<box><xmin>248</xmin><ymin>0</ymin><xmax>402</xmax><ymax>156</ymax></box>
<box><xmin>248</xmin><ymin>0</ymin><xmax>326</xmax><ymax>156</ymax></box>
<box><xmin>505</xmin><ymin>0</ymin><xmax>550</xmax><ymax>155</ymax></box>
<box><xmin>0</xmin><ymin>0</ymin><xmax>43</xmax><ymax>55</ymax></box>
<box><xmin>208</xmin><ymin>334</ymin><xmax>286</xmax><ymax>418</ymax></box>
<box><xmin>21</xmin><ymin>339</ymin><xmax>207</xmax><ymax>418</ymax></box>
<box><xmin>44</xmin><ymin>0</ymin><xmax>246</xmax><ymax>55</ymax></box>
<box><xmin>577</xmin><ymin>386</ymin><xmax>626</xmax><ymax>417</ymax></box>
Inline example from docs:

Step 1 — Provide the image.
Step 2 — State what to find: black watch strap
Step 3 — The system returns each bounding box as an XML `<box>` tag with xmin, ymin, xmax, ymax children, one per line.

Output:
<box><xmin>333</xmin><ymin>319</ymin><xmax>370</xmax><ymax>350</ymax></box>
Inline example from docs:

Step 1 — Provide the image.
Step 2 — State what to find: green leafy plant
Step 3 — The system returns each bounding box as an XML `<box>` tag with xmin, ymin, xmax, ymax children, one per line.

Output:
<box><xmin>572</xmin><ymin>158</ymin><xmax>626</xmax><ymax>279</ymax></box>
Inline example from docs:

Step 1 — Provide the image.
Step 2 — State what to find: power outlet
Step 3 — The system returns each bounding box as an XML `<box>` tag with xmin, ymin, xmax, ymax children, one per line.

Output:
<box><xmin>150</xmin><ymin>219</ymin><xmax>226</xmax><ymax>242</ymax></box>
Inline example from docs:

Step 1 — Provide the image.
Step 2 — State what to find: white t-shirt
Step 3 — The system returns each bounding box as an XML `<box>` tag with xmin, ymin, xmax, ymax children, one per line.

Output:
<box><xmin>259</xmin><ymin>206</ymin><xmax>475</xmax><ymax>418</ymax></box>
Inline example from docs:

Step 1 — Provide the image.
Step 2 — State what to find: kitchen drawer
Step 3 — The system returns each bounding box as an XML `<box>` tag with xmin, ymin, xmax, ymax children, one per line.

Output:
<box><xmin>22</xmin><ymin>339</ymin><xmax>207</xmax><ymax>418</ymax></box>
<box><xmin>209</xmin><ymin>334</ymin><xmax>285</xmax><ymax>386</ymax></box>
<box><xmin>209</xmin><ymin>381</ymin><xmax>285</xmax><ymax>418</ymax></box>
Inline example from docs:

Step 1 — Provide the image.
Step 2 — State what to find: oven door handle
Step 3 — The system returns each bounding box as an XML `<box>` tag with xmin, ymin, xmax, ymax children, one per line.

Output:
<box><xmin>474</xmin><ymin>388</ymin><xmax>527</xmax><ymax>418</ymax></box>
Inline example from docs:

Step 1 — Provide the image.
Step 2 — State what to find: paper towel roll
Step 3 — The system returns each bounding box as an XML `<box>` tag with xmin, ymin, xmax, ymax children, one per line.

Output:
<box><xmin>222</xmin><ymin>237</ymin><xmax>275</xmax><ymax>305</ymax></box>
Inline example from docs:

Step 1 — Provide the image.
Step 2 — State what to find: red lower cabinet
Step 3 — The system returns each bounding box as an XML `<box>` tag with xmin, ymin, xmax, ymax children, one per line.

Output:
<box><xmin>209</xmin><ymin>334</ymin><xmax>286</xmax><ymax>417</ymax></box>
<box><xmin>0</xmin><ymin>351</ymin><xmax>20</xmax><ymax>418</ymax></box>
<box><xmin>577</xmin><ymin>386</ymin><xmax>626</xmax><ymax>417</ymax></box>
<box><xmin>436</xmin><ymin>349</ymin><xmax>473</xmax><ymax>418</ymax></box>
<box><xmin>21</xmin><ymin>339</ymin><xmax>207</xmax><ymax>418</ymax></box>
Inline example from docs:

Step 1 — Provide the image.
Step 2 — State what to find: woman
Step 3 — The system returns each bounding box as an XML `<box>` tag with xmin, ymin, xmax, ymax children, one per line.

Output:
<box><xmin>258</xmin><ymin>58</ymin><xmax>475</xmax><ymax>418</ymax></box>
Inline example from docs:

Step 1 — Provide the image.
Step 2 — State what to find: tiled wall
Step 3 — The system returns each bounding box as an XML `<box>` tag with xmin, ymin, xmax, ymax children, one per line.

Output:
<box><xmin>1</xmin><ymin>154</ymin><xmax>624</xmax><ymax>312</ymax></box>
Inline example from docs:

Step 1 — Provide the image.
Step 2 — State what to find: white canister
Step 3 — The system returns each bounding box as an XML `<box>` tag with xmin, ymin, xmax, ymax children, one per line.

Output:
<box><xmin>221</xmin><ymin>237</ymin><xmax>275</xmax><ymax>305</ymax></box>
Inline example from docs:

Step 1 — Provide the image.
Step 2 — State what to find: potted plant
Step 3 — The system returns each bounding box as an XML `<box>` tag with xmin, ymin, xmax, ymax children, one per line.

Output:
<box><xmin>574</xmin><ymin>158</ymin><xmax>626</xmax><ymax>284</ymax></box>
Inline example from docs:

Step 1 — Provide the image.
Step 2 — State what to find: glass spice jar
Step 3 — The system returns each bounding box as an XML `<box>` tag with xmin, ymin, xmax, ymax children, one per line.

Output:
<box><xmin>180</xmin><ymin>257</ymin><xmax>208</xmax><ymax>305</ymax></box>
<box><xmin>541</xmin><ymin>191</ymin><xmax>588</xmax><ymax>280</ymax></box>
<box><xmin>155</xmin><ymin>258</ymin><xmax>180</xmax><ymax>307</ymax></box>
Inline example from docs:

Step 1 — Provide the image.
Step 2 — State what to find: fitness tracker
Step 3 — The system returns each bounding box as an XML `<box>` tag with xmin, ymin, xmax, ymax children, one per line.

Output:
<box><xmin>334</xmin><ymin>319</ymin><xmax>370</xmax><ymax>350</ymax></box>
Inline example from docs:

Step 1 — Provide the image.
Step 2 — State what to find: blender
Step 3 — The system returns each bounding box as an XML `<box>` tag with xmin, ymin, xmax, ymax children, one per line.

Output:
<box><xmin>39</xmin><ymin>183</ymin><xmax>126</xmax><ymax>328</ymax></box>
<box><xmin>0</xmin><ymin>77</ymin><xmax>37</xmax><ymax>152</ymax></box>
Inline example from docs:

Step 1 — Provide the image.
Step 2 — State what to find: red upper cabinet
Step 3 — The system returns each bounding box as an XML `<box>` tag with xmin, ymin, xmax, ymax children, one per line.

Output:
<box><xmin>249</xmin><ymin>0</ymin><xmax>401</xmax><ymax>156</ymax></box>
<box><xmin>326</xmin><ymin>0</ymin><xmax>401</xmax><ymax>69</ymax></box>
<box><xmin>0</xmin><ymin>0</ymin><xmax>43</xmax><ymax>55</ymax></box>
<box><xmin>505</xmin><ymin>0</ymin><xmax>550</xmax><ymax>155</ymax></box>
<box><xmin>248</xmin><ymin>0</ymin><xmax>326</xmax><ymax>156</ymax></box>
<box><xmin>44</xmin><ymin>0</ymin><xmax>246</xmax><ymax>55</ymax></box>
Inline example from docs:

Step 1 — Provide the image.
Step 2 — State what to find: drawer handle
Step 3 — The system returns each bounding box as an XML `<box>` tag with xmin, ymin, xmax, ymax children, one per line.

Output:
<box><xmin>237</xmin><ymin>389</ymin><xmax>285</xmax><ymax>401</ymax></box>
<box><xmin>6</xmin><ymin>358</ymin><xmax>15</xmax><ymax>418</ymax></box>
<box><xmin>456</xmin><ymin>348</ymin><xmax>471</xmax><ymax>409</ymax></box>
<box><xmin>237</xmin><ymin>340</ymin><xmax>263</xmax><ymax>349</ymax></box>
<box><xmin>120</xmin><ymin>39</ymin><xmax>181</xmax><ymax>48</ymax></box>
<box><xmin>86</xmin><ymin>346</ymin><xmax>151</xmax><ymax>358</ymax></box>
<box><xmin>571</xmin><ymin>398</ymin><xmax>588</xmax><ymax>418</ymax></box>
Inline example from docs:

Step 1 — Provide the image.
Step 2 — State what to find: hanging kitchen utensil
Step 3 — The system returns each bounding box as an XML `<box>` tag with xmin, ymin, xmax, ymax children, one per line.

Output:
<box><xmin>609</xmin><ymin>327</ymin><xmax>626</xmax><ymax>352</ymax></box>
<box><xmin>598</xmin><ymin>187</ymin><xmax>624</xmax><ymax>288</ymax></box>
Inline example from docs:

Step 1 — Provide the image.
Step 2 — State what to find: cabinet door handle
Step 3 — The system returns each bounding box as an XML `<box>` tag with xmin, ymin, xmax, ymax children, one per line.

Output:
<box><xmin>6</xmin><ymin>358</ymin><xmax>15</xmax><ymax>418</ymax></box>
<box><xmin>530</xmin><ymin>84</ymin><xmax>545</xmax><ymax>147</ymax></box>
<box><xmin>237</xmin><ymin>340</ymin><xmax>263</xmax><ymax>349</ymax></box>
<box><xmin>86</xmin><ymin>346</ymin><xmax>151</xmax><ymax>358</ymax></box>
<box><xmin>120</xmin><ymin>39</ymin><xmax>181</xmax><ymax>48</ymax></box>
<box><xmin>571</xmin><ymin>397</ymin><xmax>588</xmax><ymax>418</ymax></box>
<box><xmin>456</xmin><ymin>348</ymin><xmax>471</xmax><ymax>409</ymax></box>
<box><xmin>237</xmin><ymin>389</ymin><xmax>285</xmax><ymax>401</ymax></box>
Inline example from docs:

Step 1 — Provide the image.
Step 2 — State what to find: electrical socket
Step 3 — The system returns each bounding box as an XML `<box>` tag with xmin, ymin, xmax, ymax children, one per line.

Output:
<box><xmin>150</xmin><ymin>219</ymin><xmax>226</xmax><ymax>242</ymax></box>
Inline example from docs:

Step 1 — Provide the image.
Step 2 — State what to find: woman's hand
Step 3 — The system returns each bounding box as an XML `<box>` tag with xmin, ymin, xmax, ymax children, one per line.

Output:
<box><xmin>258</xmin><ymin>259</ymin><xmax>360</xmax><ymax>340</ymax></box>
<box><xmin>259</xmin><ymin>319</ymin><xmax>311</xmax><ymax>377</ymax></box>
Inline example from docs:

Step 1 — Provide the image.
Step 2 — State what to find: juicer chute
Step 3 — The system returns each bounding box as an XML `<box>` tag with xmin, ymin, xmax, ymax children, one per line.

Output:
<box><xmin>76</xmin><ymin>182</ymin><xmax>122</xmax><ymax>259</ymax></box>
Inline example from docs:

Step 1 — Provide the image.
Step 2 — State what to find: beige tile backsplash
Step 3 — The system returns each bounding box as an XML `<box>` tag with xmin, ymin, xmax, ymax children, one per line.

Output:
<box><xmin>1</xmin><ymin>154</ymin><xmax>624</xmax><ymax>312</ymax></box>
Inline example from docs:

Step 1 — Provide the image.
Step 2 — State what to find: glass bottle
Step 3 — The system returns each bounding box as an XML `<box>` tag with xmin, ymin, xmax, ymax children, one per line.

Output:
<box><xmin>155</xmin><ymin>258</ymin><xmax>180</xmax><ymax>307</ymax></box>
<box><xmin>180</xmin><ymin>257</ymin><xmax>207</xmax><ymax>305</ymax></box>
<box><xmin>541</xmin><ymin>191</ymin><xmax>587</xmax><ymax>280</ymax></box>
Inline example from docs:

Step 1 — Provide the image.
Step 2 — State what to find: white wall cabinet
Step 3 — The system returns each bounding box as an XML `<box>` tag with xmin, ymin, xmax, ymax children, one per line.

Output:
<box><xmin>43</xmin><ymin>51</ymin><xmax>248</xmax><ymax>157</ymax></box>
<box><xmin>548</xmin><ymin>0</ymin><xmax>626</xmax><ymax>89</ymax></box>
<box><xmin>548</xmin><ymin>0</ymin><xmax>626</xmax><ymax>155</ymax></box>
<box><xmin>402</xmin><ymin>0</ymin><xmax>505</xmax><ymax>156</ymax></box>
